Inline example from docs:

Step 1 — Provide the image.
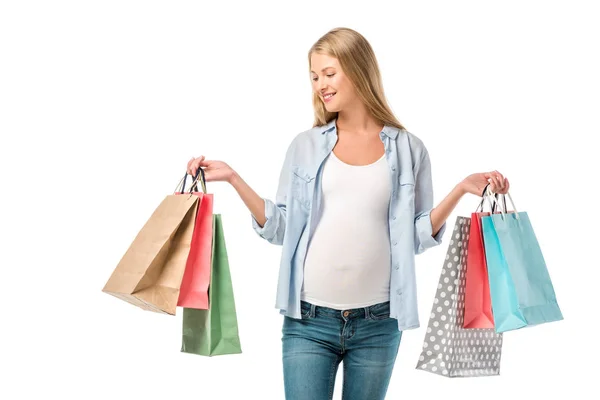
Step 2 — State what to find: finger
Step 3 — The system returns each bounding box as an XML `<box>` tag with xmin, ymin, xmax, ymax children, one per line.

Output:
<box><xmin>485</xmin><ymin>172</ymin><xmax>497</xmax><ymax>188</ymax></box>
<box><xmin>197</xmin><ymin>157</ymin><xmax>212</xmax><ymax>167</ymax></box>
<box><xmin>197</xmin><ymin>156</ymin><xmax>209</xmax><ymax>168</ymax></box>
<box><xmin>187</xmin><ymin>157</ymin><xmax>195</xmax><ymax>174</ymax></box>
<box><xmin>188</xmin><ymin>156</ymin><xmax>201</xmax><ymax>173</ymax></box>
<box><xmin>198</xmin><ymin>160</ymin><xmax>215</xmax><ymax>171</ymax></box>
<box><xmin>486</xmin><ymin>176</ymin><xmax>496</xmax><ymax>192</ymax></box>
<box><xmin>494</xmin><ymin>171</ymin><xmax>505</xmax><ymax>190</ymax></box>
<box><xmin>192</xmin><ymin>161</ymin><xmax>202</xmax><ymax>176</ymax></box>
<box><xmin>193</xmin><ymin>159</ymin><xmax>203</xmax><ymax>173</ymax></box>
<box><xmin>493</xmin><ymin>175</ymin><xmax>502</xmax><ymax>191</ymax></box>
<box><xmin>490</xmin><ymin>170</ymin><xmax>499</xmax><ymax>184</ymax></box>
<box><xmin>492</xmin><ymin>176</ymin><xmax>503</xmax><ymax>192</ymax></box>
<box><xmin>504</xmin><ymin>178</ymin><xmax>510</xmax><ymax>192</ymax></box>
<box><xmin>498</xmin><ymin>177</ymin><xmax>507</xmax><ymax>193</ymax></box>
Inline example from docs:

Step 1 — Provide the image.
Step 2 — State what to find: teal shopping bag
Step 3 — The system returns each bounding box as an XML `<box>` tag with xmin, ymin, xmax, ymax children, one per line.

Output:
<box><xmin>481</xmin><ymin>192</ymin><xmax>563</xmax><ymax>333</ymax></box>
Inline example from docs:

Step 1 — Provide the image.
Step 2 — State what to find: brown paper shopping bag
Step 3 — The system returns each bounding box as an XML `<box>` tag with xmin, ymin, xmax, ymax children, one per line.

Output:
<box><xmin>102</xmin><ymin>176</ymin><xmax>202</xmax><ymax>315</ymax></box>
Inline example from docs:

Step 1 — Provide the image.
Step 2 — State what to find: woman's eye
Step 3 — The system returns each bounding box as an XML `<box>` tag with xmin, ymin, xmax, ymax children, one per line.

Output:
<box><xmin>312</xmin><ymin>73</ymin><xmax>335</xmax><ymax>81</ymax></box>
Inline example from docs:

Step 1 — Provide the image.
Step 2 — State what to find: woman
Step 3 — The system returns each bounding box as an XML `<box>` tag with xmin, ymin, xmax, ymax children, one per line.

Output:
<box><xmin>187</xmin><ymin>27</ymin><xmax>509</xmax><ymax>400</ymax></box>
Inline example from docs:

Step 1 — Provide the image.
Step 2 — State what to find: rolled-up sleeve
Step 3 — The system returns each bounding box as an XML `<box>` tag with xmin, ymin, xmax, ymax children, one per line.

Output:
<box><xmin>252</xmin><ymin>198</ymin><xmax>285</xmax><ymax>244</ymax></box>
<box><xmin>251</xmin><ymin>140</ymin><xmax>294</xmax><ymax>246</ymax></box>
<box><xmin>414</xmin><ymin>147</ymin><xmax>446</xmax><ymax>254</ymax></box>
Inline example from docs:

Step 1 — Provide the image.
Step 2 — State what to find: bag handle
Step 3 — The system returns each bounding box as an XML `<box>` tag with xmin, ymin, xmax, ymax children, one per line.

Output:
<box><xmin>189</xmin><ymin>167</ymin><xmax>207</xmax><ymax>194</ymax></box>
<box><xmin>475</xmin><ymin>183</ymin><xmax>504</xmax><ymax>213</ymax></box>
<box><xmin>485</xmin><ymin>185</ymin><xmax>520</xmax><ymax>221</ymax></box>
<box><xmin>174</xmin><ymin>168</ymin><xmax>207</xmax><ymax>195</ymax></box>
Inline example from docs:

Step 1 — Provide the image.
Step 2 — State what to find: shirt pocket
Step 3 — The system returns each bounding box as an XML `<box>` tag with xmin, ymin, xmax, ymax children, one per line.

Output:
<box><xmin>291</xmin><ymin>165</ymin><xmax>314</xmax><ymax>210</ymax></box>
<box><xmin>398</xmin><ymin>172</ymin><xmax>416</xmax><ymax>208</ymax></box>
<box><xmin>398</xmin><ymin>172</ymin><xmax>415</xmax><ymax>186</ymax></box>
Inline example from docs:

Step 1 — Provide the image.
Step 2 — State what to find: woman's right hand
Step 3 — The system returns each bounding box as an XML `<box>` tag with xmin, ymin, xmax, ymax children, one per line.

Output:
<box><xmin>187</xmin><ymin>156</ymin><xmax>236</xmax><ymax>184</ymax></box>
<box><xmin>188</xmin><ymin>155</ymin><xmax>267</xmax><ymax>229</ymax></box>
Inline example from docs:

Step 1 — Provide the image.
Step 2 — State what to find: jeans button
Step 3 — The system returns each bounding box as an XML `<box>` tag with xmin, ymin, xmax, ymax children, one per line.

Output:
<box><xmin>343</xmin><ymin>311</ymin><xmax>350</xmax><ymax>317</ymax></box>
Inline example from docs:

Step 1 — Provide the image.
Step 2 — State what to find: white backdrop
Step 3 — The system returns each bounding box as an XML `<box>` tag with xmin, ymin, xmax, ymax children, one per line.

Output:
<box><xmin>1</xmin><ymin>1</ymin><xmax>598</xmax><ymax>399</ymax></box>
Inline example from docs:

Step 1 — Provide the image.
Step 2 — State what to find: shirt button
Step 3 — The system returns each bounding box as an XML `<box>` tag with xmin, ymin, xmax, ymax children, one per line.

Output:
<box><xmin>396</xmin><ymin>289</ymin><xmax>402</xmax><ymax>295</ymax></box>
<box><xmin>392</xmin><ymin>166</ymin><xmax>396</xmax><ymax>171</ymax></box>
<box><xmin>392</xmin><ymin>216</ymin><xmax>396</xmax><ymax>220</ymax></box>
<box><xmin>393</xmin><ymin>241</ymin><xmax>397</xmax><ymax>246</ymax></box>
<box><xmin>395</xmin><ymin>263</ymin><xmax>399</xmax><ymax>270</ymax></box>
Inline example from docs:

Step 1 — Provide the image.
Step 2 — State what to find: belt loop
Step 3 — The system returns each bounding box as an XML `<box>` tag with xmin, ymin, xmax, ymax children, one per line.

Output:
<box><xmin>364</xmin><ymin>306</ymin><xmax>371</xmax><ymax>320</ymax></box>
<box><xmin>310</xmin><ymin>303</ymin><xmax>316</xmax><ymax>318</ymax></box>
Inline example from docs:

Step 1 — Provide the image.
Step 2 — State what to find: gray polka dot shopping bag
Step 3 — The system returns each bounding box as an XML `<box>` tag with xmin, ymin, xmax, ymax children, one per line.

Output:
<box><xmin>416</xmin><ymin>216</ymin><xmax>503</xmax><ymax>377</ymax></box>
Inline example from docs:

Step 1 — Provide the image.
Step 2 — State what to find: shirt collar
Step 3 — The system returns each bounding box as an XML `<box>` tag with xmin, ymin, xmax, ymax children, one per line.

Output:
<box><xmin>319</xmin><ymin>117</ymin><xmax>398</xmax><ymax>139</ymax></box>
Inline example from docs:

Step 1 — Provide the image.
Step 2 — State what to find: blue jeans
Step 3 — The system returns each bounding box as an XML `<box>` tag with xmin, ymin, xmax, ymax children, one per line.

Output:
<box><xmin>282</xmin><ymin>300</ymin><xmax>402</xmax><ymax>400</ymax></box>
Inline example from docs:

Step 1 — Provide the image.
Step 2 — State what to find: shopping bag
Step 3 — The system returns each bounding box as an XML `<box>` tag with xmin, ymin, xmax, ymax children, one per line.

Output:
<box><xmin>102</xmin><ymin>195</ymin><xmax>199</xmax><ymax>315</ymax></box>
<box><xmin>102</xmin><ymin>171</ymin><xmax>204</xmax><ymax>315</ymax></box>
<box><xmin>177</xmin><ymin>168</ymin><xmax>214</xmax><ymax>310</ymax></box>
<box><xmin>417</xmin><ymin>216</ymin><xmax>503</xmax><ymax>377</ymax></box>
<box><xmin>463</xmin><ymin>193</ymin><xmax>500</xmax><ymax>329</ymax></box>
<box><xmin>481</xmin><ymin>191</ymin><xmax>563</xmax><ymax>333</ymax></box>
<box><xmin>181</xmin><ymin>214</ymin><xmax>242</xmax><ymax>356</ymax></box>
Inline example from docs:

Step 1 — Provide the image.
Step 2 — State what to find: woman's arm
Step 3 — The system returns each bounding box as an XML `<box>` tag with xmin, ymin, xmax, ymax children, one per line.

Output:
<box><xmin>188</xmin><ymin>156</ymin><xmax>267</xmax><ymax>223</ymax></box>
<box><xmin>430</xmin><ymin>171</ymin><xmax>509</xmax><ymax>236</ymax></box>
<box><xmin>228</xmin><ymin>172</ymin><xmax>267</xmax><ymax>226</ymax></box>
<box><xmin>412</xmin><ymin>145</ymin><xmax>509</xmax><ymax>252</ymax></box>
<box><xmin>187</xmin><ymin>140</ymin><xmax>295</xmax><ymax>245</ymax></box>
<box><xmin>429</xmin><ymin>184</ymin><xmax>465</xmax><ymax>237</ymax></box>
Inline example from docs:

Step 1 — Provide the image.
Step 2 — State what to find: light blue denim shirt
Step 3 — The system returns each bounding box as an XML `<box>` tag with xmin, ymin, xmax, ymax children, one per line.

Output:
<box><xmin>252</xmin><ymin>118</ymin><xmax>446</xmax><ymax>331</ymax></box>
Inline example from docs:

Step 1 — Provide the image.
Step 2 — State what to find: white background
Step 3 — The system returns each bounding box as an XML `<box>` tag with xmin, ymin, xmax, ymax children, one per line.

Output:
<box><xmin>1</xmin><ymin>1</ymin><xmax>598</xmax><ymax>399</ymax></box>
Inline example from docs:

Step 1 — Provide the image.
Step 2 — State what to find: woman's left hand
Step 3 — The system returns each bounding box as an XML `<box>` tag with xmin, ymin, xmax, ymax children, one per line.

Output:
<box><xmin>460</xmin><ymin>170</ymin><xmax>510</xmax><ymax>197</ymax></box>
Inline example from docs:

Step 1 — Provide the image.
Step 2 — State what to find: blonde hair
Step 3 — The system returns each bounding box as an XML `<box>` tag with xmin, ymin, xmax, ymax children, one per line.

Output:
<box><xmin>308</xmin><ymin>27</ymin><xmax>406</xmax><ymax>131</ymax></box>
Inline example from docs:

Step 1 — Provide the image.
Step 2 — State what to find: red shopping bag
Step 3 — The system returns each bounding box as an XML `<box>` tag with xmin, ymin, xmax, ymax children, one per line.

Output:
<box><xmin>463</xmin><ymin>211</ymin><xmax>495</xmax><ymax>328</ymax></box>
<box><xmin>176</xmin><ymin>169</ymin><xmax>214</xmax><ymax>309</ymax></box>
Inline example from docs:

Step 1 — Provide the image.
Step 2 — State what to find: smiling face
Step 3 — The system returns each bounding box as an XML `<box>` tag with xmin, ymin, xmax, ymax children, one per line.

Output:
<box><xmin>310</xmin><ymin>52</ymin><xmax>357</xmax><ymax>113</ymax></box>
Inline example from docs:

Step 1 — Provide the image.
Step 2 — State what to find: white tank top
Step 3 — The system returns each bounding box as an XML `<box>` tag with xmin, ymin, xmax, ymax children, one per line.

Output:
<box><xmin>301</xmin><ymin>150</ymin><xmax>392</xmax><ymax>310</ymax></box>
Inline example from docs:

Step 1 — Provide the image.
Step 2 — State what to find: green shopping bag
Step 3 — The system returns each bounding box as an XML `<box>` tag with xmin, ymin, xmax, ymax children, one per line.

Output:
<box><xmin>181</xmin><ymin>214</ymin><xmax>242</xmax><ymax>356</ymax></box>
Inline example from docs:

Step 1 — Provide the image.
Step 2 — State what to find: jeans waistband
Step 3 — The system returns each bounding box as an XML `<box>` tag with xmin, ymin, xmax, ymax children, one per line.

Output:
<box><xmin>300</xmin><ymin>300</ymin><xmax>390</xmax><ymax>320</ymax></box>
